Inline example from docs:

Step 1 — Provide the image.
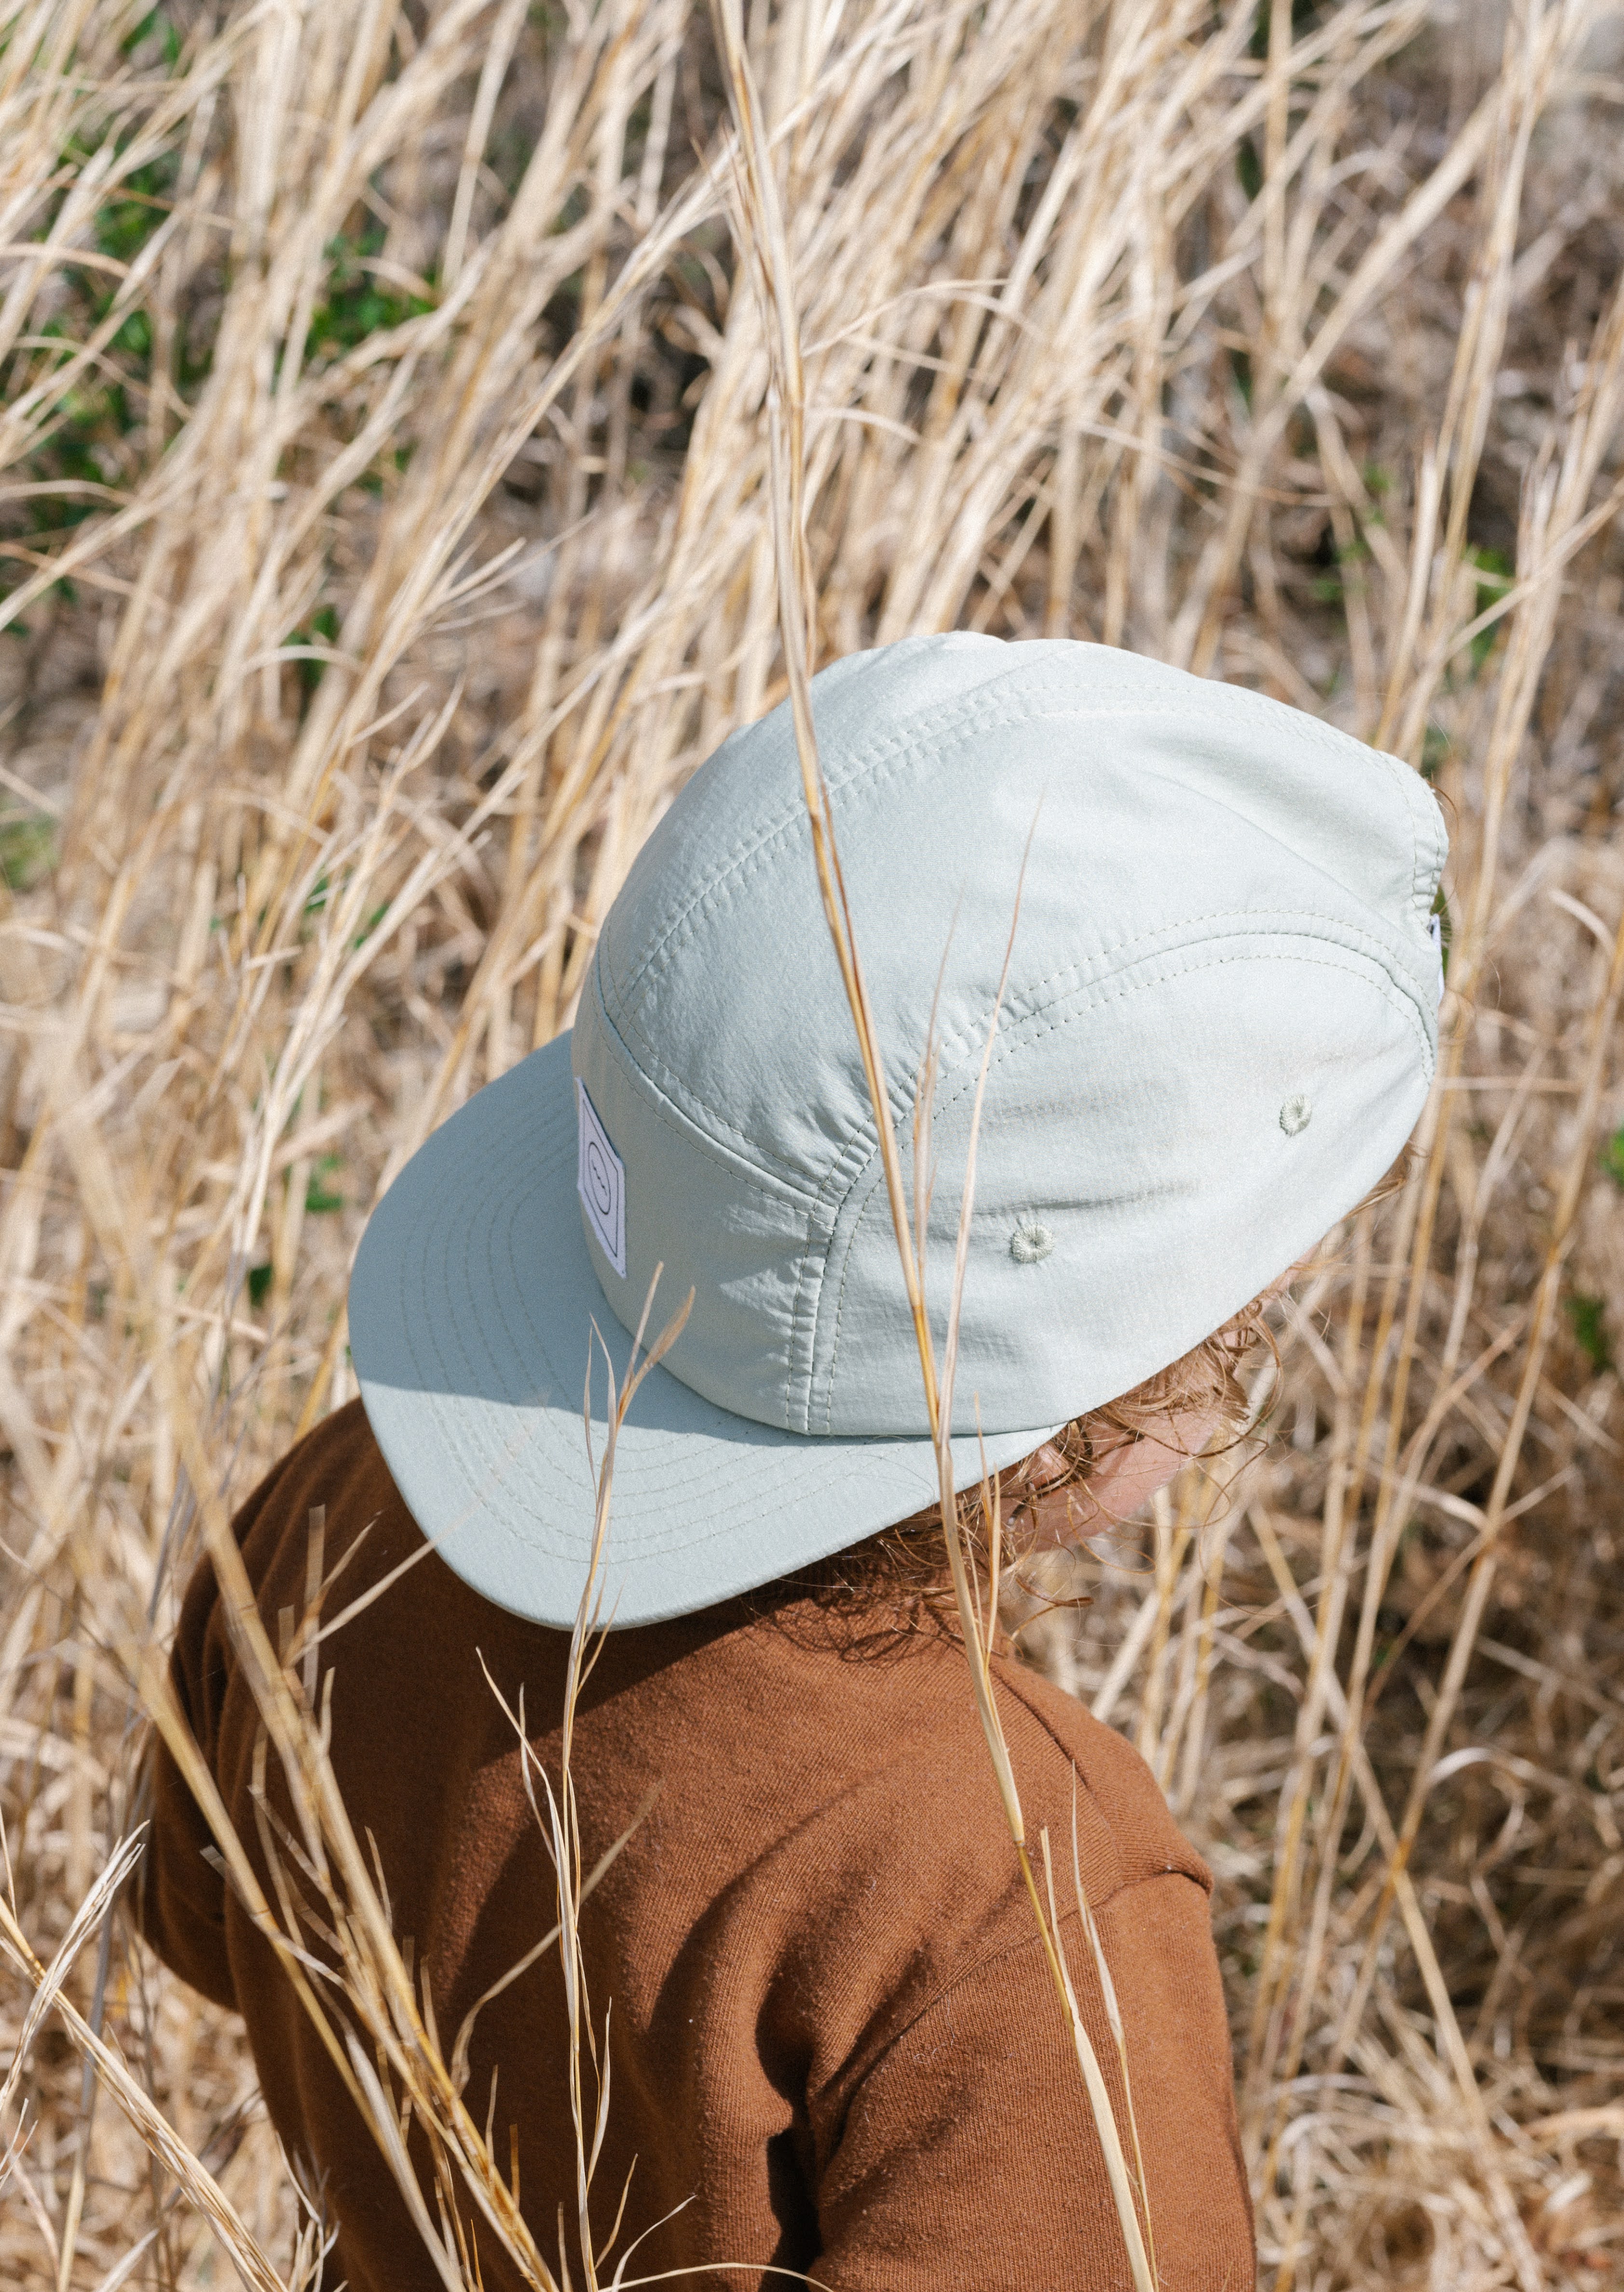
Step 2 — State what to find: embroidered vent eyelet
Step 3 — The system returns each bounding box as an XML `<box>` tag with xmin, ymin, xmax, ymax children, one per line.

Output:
<box><xmin>1280</xmin><ymin>1094</ymin><xmax>1312</xmax><ymax>1137</ymax></box>
<box><xmin>1010</xmin><ymin>1221</ymin><xmax>1055</xmax><ymax>1264</ymax></box>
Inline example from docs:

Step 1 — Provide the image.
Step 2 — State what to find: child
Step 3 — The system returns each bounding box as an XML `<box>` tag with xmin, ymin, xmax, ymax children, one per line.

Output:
<box><xmin>139</xmin><ymin>634</ymin><xmax>1446</xmax><ymax>2290</ymax></box>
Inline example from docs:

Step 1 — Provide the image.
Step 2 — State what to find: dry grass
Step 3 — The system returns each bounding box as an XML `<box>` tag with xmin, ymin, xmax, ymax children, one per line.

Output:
<box><xmin>713</xmin><ymin>3</ymin><xmax>1161</xmax><ymax>2271</ymax></box>
<box><xmin>4</xmin><ymin>0</ymin><xmax>1624</xmax><ymax>2285</ymax></box>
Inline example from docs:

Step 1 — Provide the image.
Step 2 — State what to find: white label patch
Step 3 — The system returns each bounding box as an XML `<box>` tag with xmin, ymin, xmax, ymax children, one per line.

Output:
<box><xmin>576</xmin><ymin>1080</ymin><xmax>627</xmax><ymax>1278</ymax></box>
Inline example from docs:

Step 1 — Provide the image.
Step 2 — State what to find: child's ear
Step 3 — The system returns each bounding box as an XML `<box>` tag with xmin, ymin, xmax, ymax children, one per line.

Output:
<box><xmin>1066</xmin><ymin>1410</ymin><xmax>1226</xmax><ymax>1534</ymax></box>
<box><xmin>1018</xmin><ymin>1441</ymin><xmax>1071</xmax><ymax>1493</ymax></box>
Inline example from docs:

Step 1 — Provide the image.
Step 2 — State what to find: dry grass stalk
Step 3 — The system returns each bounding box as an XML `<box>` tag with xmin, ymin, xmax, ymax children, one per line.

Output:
<box><xmin>709</xmin><ymin>10</ymin><xmax>1160</xmax><ymax>2272</ymax></box>
<box><xmin>4</xmin><ymin>2</ymin><xmax>1624</xmax><ymax>2285</ymax></box>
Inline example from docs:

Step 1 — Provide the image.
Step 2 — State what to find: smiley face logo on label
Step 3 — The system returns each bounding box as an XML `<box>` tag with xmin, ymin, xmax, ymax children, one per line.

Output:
<box><xmin>576</xmin><ymin>1080</ymin><xmax>627</xmax><ymax>1277</ymax></box>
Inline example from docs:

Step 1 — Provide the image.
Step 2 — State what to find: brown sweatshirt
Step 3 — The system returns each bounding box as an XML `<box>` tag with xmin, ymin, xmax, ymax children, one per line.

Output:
<box><xmin>138</xmin><ymin>1400</ymin><xmax>1255</xmax><ymax>2292</ymax></box>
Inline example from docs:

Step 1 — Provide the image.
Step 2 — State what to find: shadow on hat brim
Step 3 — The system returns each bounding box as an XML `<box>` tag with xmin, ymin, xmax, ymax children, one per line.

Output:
<box><xmin>349</xmin><ymin>1033</ymin><xmax>1060</xmax><ymax>1629</ymax></box>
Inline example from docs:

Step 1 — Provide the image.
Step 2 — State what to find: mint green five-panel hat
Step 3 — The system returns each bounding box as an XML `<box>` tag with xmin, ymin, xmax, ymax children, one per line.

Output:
<box><xmin>350</xmin><ymin>635</ymin><xmax>1445</xmax><ymax>1627</ymax></box>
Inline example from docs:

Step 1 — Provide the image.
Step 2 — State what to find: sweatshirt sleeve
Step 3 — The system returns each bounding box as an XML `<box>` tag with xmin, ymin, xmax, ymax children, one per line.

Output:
<box><xmin>133</xmin><ymin>1566</ymin><xmax>236</xmax><ymax>2010</ymax></box>
<box><xmin>132</xmin><ymin>1436</ymin><xmax>309</xmax><ymax>2012</ymax></box>
<box><xmin>134</xmin><ymin>1712</ymin><xmax>235</xmax><ymax>2009</ymax></box>
<box><xmin>813</xmin><ymin>1872</ymin><xmax>1255</xmax><ymax>2291</ymax></box>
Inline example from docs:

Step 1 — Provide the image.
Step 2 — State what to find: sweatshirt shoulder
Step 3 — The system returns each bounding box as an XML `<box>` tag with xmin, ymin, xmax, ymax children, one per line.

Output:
<box><xmin>673</xmin><ymin>1621</ymin><xmax>1213</xmax><ymax>2109</ymax></box>
<box><xmin>991</xmin><ymin>1655</ymin><xmax>1212</xmax><ymax>1898</ymax></box>
<box><xmin>709</xmin><ymin>1618</ymin><xmax>1209</xmax><ymax>1914</ymax></box>
<box><xmin>227</xmin><ymin>1399</ymin><xmax>414</xmax><ymax>1586</ymax></box>
<box><xmin>173</xmin><ymin>1401</ymin><xmax>414</xmax><ymax>1706</ymax></box>
<box><xmin>248</xmin><ymin>1396</ymin><xmax>404</xmax><ymax>1529</ymax></box>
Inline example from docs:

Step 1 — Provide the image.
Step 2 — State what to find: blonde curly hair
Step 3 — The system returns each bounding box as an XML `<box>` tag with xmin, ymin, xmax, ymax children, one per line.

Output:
<box><xmin>748</xmin><ymin>1288</ymin><xmax>1278</xmax><ymax>1640</ymax></box>
<box><xmin>759</xmin><ymin>1152</ymin><xmax>1412</xmax><ymax>1634</ymax></box>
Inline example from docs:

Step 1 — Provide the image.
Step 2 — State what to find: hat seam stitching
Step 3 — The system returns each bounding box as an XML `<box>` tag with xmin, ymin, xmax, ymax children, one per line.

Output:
<box><xmin>595</xmin><ymin>940</ymin><xmax>827</xmax><ymax>1195</ymax></box>
<box><xmin>931</xmin><ymin>907</ymin><xmax>1433</xmax><ymax>1073</ymax></box>
<box><xmin>587</xmin><ymin>967</ymin><xmax>824</xmax><ymax>1209</ymax></box>
<box><xmin>783</xmin><ymin>1217</ymin><xmax>826</xmax><ymax>1435</ymax></box>
<box><xmin>784</xmin><ymin>1081</ymin><xmax>923</xmax><ymax>1436</ymax></box>
<box><xmin>612</xmin><ymin>673</ymin><xmax>1400</xmax><ymax>1014</ymax></box>
<box><xmin>816</xmin><ymin>938</ymin><xmax>1431</xmax><ymax>1433</ymax></box>
<box><xmin>610</xmin><ymin>680</ymin><xmax>1053</xmax><ymax>1009</ymax></box>
<box><xmin>960</xmin><ymin>942</ymin><xmax>1433</xmax><ymax>1127</ymax></box>
<box><xmin>605</xmin><ymin>731</ymin><xmax>955</xmax><ymax>1019</ymax></box>
<box><xmin>606</xmin><ymin>904</ymin><xmax>1434</xmax><ymax>1209</ymax></box>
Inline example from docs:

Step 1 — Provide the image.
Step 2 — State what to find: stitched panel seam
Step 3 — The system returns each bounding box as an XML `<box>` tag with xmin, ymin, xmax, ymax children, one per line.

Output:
<box><xmin>815</xmin><ymin>939</ymin><xmax>1429</xmax><ymax>1432</ymax></box>
<box><xmin>927</xmin><ymin>906</ymin><xmax>1429</xmax><ymax>1076</ymax></box>
<box><xmin>587</xmin><ymin>951</ymin><xmax>826</xmax><ymax>1195</ymax></box>
<box><xmin>611</xmin><ymin>671</ymin><xmax>1390</xmax><ymax>1011</ymax></box>
<box><xmin>784</xmin><ymin>1099</ymin><xmax>918</xmax><ymax>1435</ymax></box>
<box><xmin>611</xmin><ymin>689</ymin><xmax>1027</xmax><ymax>1011</ymax></box>
<box><xmin>585</xmin><ymin>979</ymin><xmax>822</xmax><ymax>1211</ymax></box>
<box><xmin>933</xmin><ymin>944</ymin><xmax>1431</xmax><ymax>1153</ymax></box>
<box><xmin>609</xmin><ymin>903</ymin><xmax>1432</xmax><ymax>1204</ymax></box>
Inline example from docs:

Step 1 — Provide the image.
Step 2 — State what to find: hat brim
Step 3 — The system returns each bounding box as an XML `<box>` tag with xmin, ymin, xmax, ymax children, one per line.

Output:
<box><xmin>349</xmin><ymin>1033</ymin><xmax>1062</xmax><ymax>1629</ymax></box>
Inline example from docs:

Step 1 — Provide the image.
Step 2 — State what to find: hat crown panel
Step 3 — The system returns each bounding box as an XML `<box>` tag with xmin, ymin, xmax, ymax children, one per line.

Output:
<box><xmin>576</xmin><ymin>637</ymin><xmax>1444</xmax><ymax>1435</ymax></box>
<box><xmin>810</xmin><ymin>933</ymin><xmax>1428</xmax><ymax>1435</ymax></box>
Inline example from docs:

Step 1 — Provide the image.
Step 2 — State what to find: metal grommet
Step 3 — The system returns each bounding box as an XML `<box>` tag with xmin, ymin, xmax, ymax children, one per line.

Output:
<box><xmin>1280</xmin><ymin>1094</ymin><xmax>1312</xmax><ymax>1137</ymax></box>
